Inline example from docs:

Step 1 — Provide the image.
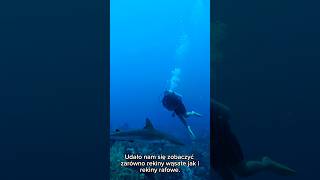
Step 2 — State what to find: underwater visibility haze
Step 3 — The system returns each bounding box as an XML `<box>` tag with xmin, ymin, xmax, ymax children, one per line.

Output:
<box><xmin>213</xmin><ymin>0</ymin><xmax>320</xmax><ymax>179</ymax></box>
<box><xmin>110</xmin><ymin>0</ymin><xmax>210</xmax><ymax>179</ymax></box>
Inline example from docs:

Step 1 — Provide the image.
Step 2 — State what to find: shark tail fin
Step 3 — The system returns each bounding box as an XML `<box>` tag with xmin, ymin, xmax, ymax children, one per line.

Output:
<box><xmin>144</xmin><ymin>118</ymin><xmax>154</xmax><ymax>129</ymax></box>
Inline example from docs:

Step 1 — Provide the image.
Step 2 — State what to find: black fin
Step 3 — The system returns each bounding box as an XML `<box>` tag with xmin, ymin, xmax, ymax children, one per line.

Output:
<box><xmin>144</xmin><ymin>118</ymin><xmax>154</xmax><ymax>129</ymax></box>
<box><xmin>115</xmin><ymin>129</ymin><xmax>120</xmax><ymax>132</ymax></box>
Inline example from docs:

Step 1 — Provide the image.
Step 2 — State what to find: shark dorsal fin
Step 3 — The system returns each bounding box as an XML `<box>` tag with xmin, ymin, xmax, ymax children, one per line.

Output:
<box><xmin>144</xmin><ymin>118</ymin><xmax>154</xmax><ymax>129</ymax></box>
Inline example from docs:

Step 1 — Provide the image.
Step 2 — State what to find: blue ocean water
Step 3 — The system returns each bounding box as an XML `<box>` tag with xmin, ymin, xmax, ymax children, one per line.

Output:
<box><xmin>111</xmin><ymin>0</ymin><xmax>210</xmax><ymax>142</ymax></box>
<box><xmin>214</xmin><ymin>0</ymin><xmax>320</xmax><ymax>179</ymax></box>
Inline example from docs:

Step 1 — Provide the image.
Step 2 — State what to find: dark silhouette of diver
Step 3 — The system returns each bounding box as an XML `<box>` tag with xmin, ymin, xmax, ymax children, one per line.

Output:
<box><xmin>162</xmin><ymin>90</ymin><xmax>202</xmax><ymax>140</ymax></box>
<box><xmin>211</xmin><ymin>100</ymin><xmax>296</xmax><ymax>180</ymax></box>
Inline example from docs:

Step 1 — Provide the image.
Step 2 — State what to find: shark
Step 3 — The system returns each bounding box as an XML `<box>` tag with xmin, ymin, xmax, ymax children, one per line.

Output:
<box><xmin>110</xmin><ymin>118</ymin><xmax>185</xmax><ymax>146</ymax></box>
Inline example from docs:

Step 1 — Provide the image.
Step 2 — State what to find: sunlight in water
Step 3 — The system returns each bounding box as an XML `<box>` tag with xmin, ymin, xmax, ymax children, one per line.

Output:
<box><xmin>191</xmin><ymin>0</ymin><xmax>205</xmax><ymax>25</ymax></box>
<box><xmin>175</xmin><ymin>32</ymin><xmax>189</xmax><ymax>62</ymax></box>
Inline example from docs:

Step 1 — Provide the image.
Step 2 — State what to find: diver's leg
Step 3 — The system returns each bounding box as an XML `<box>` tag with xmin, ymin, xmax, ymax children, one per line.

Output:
<box><xmin>232</xmin><ymin>160</ymin><xmax>265</xmax><ymax>177</ymax></box>
<box><xmin>232</xmin><ymin>157</ymin><xmax>296</xmax><ymax>177</ymax></box>
<box><xmin>186</xmin><ymin>111</ymin><xmax>202</xmax><ymax>118</ymax></box>
<box><xmin>262</xmin><ymin>156</ymin><xmax>296</xmax><ymax>176</ymax></box>
<box><xmin>178</xmin><ymin>115</ymin><xmax>196</xmax><ymax>140</ymax></box>
<box><xmin>187</xmin><ymin>126</ymin><xmax>196</xmax><ymax>140</ymax></box>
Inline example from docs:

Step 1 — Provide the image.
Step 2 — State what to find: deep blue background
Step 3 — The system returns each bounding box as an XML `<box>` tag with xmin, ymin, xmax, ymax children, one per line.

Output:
<box><xmin>213</xmin><ymin>0</ymin><xmax>320</xmax><ymax>179</ymax></box>
<box><xmin>0</xmin><ymin>0</ymin><xmax>108</xmax><ymax>179</ymax></box>
<box><xmin>1</xmin><ymin>0</ymin><xmax>318</xmax><ymax>179</ymax></box>
<box><xmin>111</xmin><ymin>0</ymin><xmax>210</xmax><ymax>143</ymax></box>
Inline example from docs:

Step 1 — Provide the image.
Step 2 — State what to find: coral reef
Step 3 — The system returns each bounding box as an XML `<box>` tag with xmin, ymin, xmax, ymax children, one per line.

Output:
<box><xmin>110</xmin><ymin>142</ymin><xmax>145</xmax><ymax>180</ymax></box>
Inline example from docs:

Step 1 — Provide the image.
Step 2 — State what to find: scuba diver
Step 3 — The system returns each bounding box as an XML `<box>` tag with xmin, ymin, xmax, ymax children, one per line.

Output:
<box><xmin>162</xmin><ymin>90</ymin><xmax>202</xmax><ymax>140</ymax></box>
<box><xmin>211</xmin><ymin>100</ymin><xmax>296</xmax><ymax>180</ymax></box>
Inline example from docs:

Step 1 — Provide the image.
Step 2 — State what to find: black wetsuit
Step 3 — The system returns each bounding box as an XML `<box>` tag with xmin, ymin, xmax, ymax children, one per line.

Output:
<box><xmin>162</xmin><ymin>92</ymin><xmax>187</xmax><ymax>116</ymax></box>
<box><xmin>211</xmin><ymin>100</ymin><xmax>244</xmax><ymax>180</ymax></box>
